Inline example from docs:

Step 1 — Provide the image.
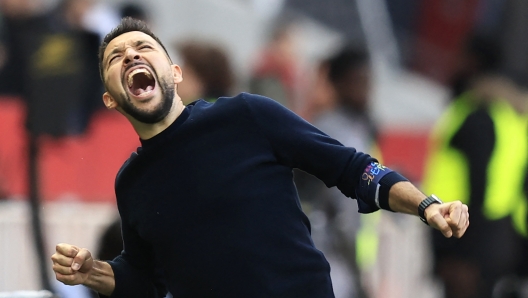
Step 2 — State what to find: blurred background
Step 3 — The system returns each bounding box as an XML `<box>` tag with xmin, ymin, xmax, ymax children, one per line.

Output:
<box><xmin>0</xmin><ymin>0</ymin><xmax>527</xmax><ymax>297</ymax></box>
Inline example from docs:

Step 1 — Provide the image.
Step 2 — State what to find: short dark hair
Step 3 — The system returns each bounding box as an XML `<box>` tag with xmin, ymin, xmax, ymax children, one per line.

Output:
<box><xmin>98</xmin><ymin>17</ymin><xmax>171</xmax><ymax>82</ymax></box>
<box><xmin>327</xmin><ymin>45</ymin><xmax>369</xmax><ymax>84</ymax></box>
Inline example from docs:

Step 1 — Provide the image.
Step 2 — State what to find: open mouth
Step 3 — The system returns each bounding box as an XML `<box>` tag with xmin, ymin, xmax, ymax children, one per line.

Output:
<box><xmin>127</xmin><ymin>68</ymin><xmax>156</xmax><ymax>97</ymax></box>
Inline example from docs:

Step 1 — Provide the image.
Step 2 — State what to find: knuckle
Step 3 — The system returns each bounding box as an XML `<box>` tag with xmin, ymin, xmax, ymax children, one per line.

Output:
<box><xmin>80</xmin><ymin>248</ymin><xmax>92</xmax><ymax>259</ymax></box>
<box><xmin>62</xmin><ymin>274</ymin><xmax>76</xmax><ymax>285</ymax></box>
<box><xmin>53</xmin><ymin>264</ymin><xmax>71</xmax><ymax>274</ymax></box>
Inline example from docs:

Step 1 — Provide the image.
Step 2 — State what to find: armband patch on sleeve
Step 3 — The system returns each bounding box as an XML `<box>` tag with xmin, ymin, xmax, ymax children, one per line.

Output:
<box><xmin>355</xmin><ymin>162</ymin><xmax>408</xmax><ymax>213</ymax></box>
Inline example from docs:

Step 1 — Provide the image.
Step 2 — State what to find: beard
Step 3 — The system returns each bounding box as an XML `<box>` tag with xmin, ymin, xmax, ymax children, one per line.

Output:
<box><xmin>117</xmin><ymin>74</ymin><xmax>175</xmax><ymax>124</ymax></box>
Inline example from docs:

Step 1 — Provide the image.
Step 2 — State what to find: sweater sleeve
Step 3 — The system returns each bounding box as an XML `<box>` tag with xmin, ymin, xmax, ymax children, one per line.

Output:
<box><xmin>100</xmin><ymin>158</ymin><xmax>168</xmax><ymax>298</ymax></box>
<box><xmin>99</xmin><ymin>217</ymin><xmax>167</xmax><ymax>298</ymax></box>
<box><xmin>241</xmin><ymin>93</ymin><xmax>377</xmax><ymax>209</ymax></box>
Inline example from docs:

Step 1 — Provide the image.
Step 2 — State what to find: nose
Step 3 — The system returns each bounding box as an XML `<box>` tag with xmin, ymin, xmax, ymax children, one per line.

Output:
<box><xmin>123</xmin><ymin>48</ymin><xmax>141</xmax><ymax>65</ymax></box>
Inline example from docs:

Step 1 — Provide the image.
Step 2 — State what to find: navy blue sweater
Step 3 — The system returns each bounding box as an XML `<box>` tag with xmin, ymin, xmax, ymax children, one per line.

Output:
<box><xmin>107</xmin><ymin>93</ymin><xmax>375</xmax><ymax>297</ymax></box>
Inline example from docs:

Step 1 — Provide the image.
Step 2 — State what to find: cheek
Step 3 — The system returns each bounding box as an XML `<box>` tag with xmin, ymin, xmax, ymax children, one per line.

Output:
<box><xmin>105</xmin><ymin>83</ymin><xmax>127</xmax><ymax>105</ymax></box>
<box><xmin>105</xmin><ymin>71</ymin><xmax>124</xmax><ymax>91</ymax></box>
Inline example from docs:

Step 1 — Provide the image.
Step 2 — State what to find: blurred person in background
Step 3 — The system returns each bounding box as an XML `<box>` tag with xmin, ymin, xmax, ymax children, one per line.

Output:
<box><xmin>0</xmin><ymin>1</ymin><xmax>109</xmax><ymax>295</ymax></box>
<box><xmin>295</xmin><ymin>45</ymin><xmax>380</xmax><ymax>298</ymax></box>
<box><xmin>174</xmin><ymin>40</ymin><xmax>235</xmax><ymax>105</ymax></box>
<box><xmin>51</xmin><ymin>18</ymin><xmax>469</xmax><ymax>298</ymax></box>
<box><xmin>95</xmin><ymin>218</ymin><xmax>123</xmax><ymax>264</ymax></box>
<box><xmin>299</xmin><ymin>58</ymin><xmax>337</xmax><ymax>122</ymax></box>
<box><xmin>314</xmin><ymin>46</ymin><xmax>376</xmax><ymax>152</ymax></box>
<box><xmin>0</xmin><ymin>0</ymin><xmax>48</xmax><ymax>96</ymax></box>
<box><xmin>0</xmin><ymin>0</ymin><xmax>103</xmax><ymax>136</ymax></box>
<box><xmin>423</xmin><ymin>34</ymin><xmax>528</xmax><ymax>298</ymax></box>
<box><xmin>50</xmin><ymin>0</ymin><xmax>107</xmax><ymax>133</ymax></box>
<box><xmin>249</xmin><ymin>13</ymin><xmax>304</xmax><ymax>112</ymax></box>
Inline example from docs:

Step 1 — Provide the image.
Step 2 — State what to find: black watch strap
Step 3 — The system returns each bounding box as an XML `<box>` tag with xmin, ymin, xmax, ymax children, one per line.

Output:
<box><xmin>418</xmin><ymin>194</ymin><xmax>442</xmax><ymax>225</ymax></box>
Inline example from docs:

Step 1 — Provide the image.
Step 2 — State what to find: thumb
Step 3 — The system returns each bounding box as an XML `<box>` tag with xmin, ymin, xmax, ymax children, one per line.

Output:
<box><xmin>71</xmin><ymin>248</ymin><xmax>92</xmax><ymax>272</ymax></box>
<box><xmin>428</xmin><ymin>212</ymin><xmax>453</xmax><ymax>238</ymax></box>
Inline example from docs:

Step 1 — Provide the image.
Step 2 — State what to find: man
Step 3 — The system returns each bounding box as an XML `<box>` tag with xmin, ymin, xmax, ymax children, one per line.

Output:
<box><xmin>51</xmin><ymin>18</ymin><xmax>469</xmax><ymax>298</ymax></box>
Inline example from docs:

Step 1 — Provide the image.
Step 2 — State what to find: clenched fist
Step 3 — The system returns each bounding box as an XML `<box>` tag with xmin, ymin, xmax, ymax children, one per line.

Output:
<box><xmin>51</xmin><ymin>243</ymin><xmax>94</xmax><ymax>285</ymax></box>
<box><xmin>51</xmin><ymin>243</ymin><xmax>115</xmax><ymax>295</ymax></box>
<box><xmin>425</xmin><ymin>200</ymin><xmax>469</xmax><ymax>238</ymax></box>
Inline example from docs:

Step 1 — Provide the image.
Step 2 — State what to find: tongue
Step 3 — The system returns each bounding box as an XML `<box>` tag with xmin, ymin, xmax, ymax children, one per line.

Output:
<box><xmin>134</xmin><ymin>85</ymin><xmax>154</xmax><ymax>96</ymax></box>
<box><xmin>130</xmin><ymin>72</ymin><xmax>155</xmax><ymax>96</ymax></box>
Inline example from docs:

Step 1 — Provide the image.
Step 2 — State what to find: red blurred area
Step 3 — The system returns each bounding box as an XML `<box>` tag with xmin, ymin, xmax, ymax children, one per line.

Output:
<box><xmin>0</xmin><ymin>97</ymin><xmax>429</xmax><ymax>202</ymax></box>
<box><xmin>378</xmin><ymin>129</ymin><xmax>429</xmax><ymax>184</ymax></box>
<box><xmin>0</xmin><ymin>97</ymin><xmax>139</xmax><ymax>202</ymax></box>
<box><xmin>412</xmin><ymin>0</ymin><xmax>480</xmax><ymax>84</ymax></box>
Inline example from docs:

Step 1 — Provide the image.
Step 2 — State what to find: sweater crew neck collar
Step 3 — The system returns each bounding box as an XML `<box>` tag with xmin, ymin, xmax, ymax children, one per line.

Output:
<box><xmin>139</xmin><ymin>107</ymin><xmax>191</xmax><ymax>150</ymax></box>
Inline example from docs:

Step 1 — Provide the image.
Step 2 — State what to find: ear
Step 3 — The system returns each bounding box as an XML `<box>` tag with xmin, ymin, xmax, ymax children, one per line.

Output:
<box><xmin>172</xmin><ymin>64</ymin><xmax>183</xmax><ymax>84</ymax></box>
<box><xmin>102</xmin><ymin>92</ymin><xmax>118</xmax><ymax>109</ymax></box>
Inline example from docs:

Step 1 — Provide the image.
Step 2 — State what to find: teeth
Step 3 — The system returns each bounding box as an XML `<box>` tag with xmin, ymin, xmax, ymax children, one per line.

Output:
<box><xmin>127</xmin><ymin>68</ymin><xmax>153</xmax><ymax>87</ymax></box>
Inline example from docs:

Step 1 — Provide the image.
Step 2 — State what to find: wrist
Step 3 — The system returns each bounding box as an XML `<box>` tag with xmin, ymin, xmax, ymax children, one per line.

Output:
<box><xmin>418</xmin><ymin>194</ymin><xmax>442</xmax><ymax>225</ymax></box>
<box><xmin>378</xmin><ymin>171</ymin><xmax>408</xmax><ymax>212</ymax></box>
<box><xmin>83</xmin><ymin>260</ymin><xmax>115</xmax><ymax>296</ymax></box>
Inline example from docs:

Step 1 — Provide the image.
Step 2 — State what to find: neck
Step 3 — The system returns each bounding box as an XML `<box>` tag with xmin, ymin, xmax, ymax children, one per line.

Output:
<box><xmin>132</xmin><ymin>99</ymin><xmax>185</xmax><ymax>140</ymax></box>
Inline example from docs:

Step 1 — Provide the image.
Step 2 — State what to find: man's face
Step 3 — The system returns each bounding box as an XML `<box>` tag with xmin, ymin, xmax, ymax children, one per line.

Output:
<box><xmin>336</xmin><ymin>64</ymin><xmax>371</xmax><ymax>113</ymax></box>
<box><xmin>102</xmin><ymin>31</ymin><xmax>181</xmax><ymax>124</ymax></box>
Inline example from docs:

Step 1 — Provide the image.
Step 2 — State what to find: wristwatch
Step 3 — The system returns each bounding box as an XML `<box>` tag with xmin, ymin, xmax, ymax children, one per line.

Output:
<box><xmin>418</xmin><ymin>194</ymin><xmax>442</xmax><ymax>225</ymax></box>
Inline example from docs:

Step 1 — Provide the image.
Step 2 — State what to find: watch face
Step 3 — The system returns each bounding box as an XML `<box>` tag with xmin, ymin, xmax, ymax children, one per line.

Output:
<box><xmin>430</xmin><ymin>194</ymin><xmax>443</xmax><ymax>204</ymax></box>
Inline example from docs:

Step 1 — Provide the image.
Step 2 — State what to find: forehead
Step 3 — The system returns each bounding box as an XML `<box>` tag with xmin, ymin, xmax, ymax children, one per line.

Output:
<box><xmin>104</xmin><ymin>31</ymin><xmax>160</xmax><ymax>58</ymax></box>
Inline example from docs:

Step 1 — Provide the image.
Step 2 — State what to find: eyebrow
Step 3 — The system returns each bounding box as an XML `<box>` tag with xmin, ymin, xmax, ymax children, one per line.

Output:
<box><xmin>105</xmin><ymin>40</ymin><xmax>154</xmax><ymax>68</ymax></box>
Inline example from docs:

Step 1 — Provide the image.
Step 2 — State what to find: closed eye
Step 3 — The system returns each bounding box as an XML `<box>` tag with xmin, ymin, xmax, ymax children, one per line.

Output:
<box><xmin>139</xmin><ymin>45</ymin><xmax>153</xmax><ymax>50</ymax></box>
<box><xmin>108</xmin><ymin>54</ymin><xmax>121</xmax><ymax>64</ymax></box>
